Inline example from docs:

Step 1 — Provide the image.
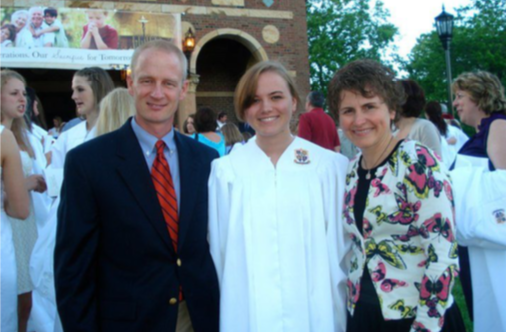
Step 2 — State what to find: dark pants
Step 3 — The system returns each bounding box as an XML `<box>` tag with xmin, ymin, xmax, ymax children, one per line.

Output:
<box><xmin>458</xmin><ymin>245</ymin><xmax>473</xmax><ymax>321</ymax></box>
<box><xmin>347</xmin><ymin>299</ymin><xmax>465</xmax><ymax>332</ymax></box>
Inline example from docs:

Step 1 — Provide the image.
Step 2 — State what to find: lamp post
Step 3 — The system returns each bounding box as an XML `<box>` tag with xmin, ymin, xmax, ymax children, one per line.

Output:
<box><xmin>182</xmin><ymin>28</ymin><xmax>196</xmax><ymax>75</ymax></box>
<box><xmin>138</xmin><ymin>16</ymin><xmax>149</xmax><ymax>44</ymax></box>
<box><xmin>435</xmin><ymin>6</ymin><xmax>455</xmax><ymax>117</ymax></box>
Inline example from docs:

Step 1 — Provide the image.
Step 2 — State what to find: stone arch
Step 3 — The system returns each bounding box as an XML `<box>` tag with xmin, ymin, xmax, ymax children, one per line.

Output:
<box><xmin>189</xmin><ymin>28</ymin><xmax>268</xmax><ymax>74</ymax></box>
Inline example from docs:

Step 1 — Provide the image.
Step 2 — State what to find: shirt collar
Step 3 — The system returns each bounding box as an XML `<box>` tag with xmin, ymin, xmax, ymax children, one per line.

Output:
<box><xmin>131</xmin><ymin>117</ymin><xmax>177</xmax><ymax>157</ymax></box>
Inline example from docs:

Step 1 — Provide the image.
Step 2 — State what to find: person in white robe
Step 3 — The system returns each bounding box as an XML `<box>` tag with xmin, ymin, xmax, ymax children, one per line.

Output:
<box><xmin>1</xmin><ymin>125</ymin><xmax>31</xmax><ymax>332</ymax></box>
<box><xmin>450</xmin><ymin>70</ymin><xmax>506</xmax><ymax>332</ymax></box>
<box><xmin>209</xmin><ymin>61</ymin><xmax>350</xmax><ymax>332</ymax></box>
<box><xmin>29</xmin><ymin>67</ymin><xmax>114</xmax><ymax>332</ymax></box>
<box><xmin>451</xmin><ymin>157</ymin><xmax>506</xmax><ymax>332</ymax></box>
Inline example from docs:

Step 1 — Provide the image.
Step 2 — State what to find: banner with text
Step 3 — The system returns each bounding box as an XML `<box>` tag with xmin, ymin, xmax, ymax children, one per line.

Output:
<box><xmin>1</xmin><ymin>7</ymin><xmax>181</xmax><ymax>70</ymax></box>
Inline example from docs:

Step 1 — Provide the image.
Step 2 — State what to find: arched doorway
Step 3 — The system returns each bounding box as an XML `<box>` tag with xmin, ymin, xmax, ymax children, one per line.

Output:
<box><xmin>196</xmin><ymin>38</ymin><xmax>253</xmax><ymax>123</ymax></box>
<box><xmin>177</xmin><ymin>29</ymin><xmax>268</xmax><ymax>127</ymax></box>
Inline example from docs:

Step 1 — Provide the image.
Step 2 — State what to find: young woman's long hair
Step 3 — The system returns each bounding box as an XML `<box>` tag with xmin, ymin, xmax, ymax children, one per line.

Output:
<box><xmin>425</xmin><ymin>101</ymin><xmax>448</xmax><ymax>137</ymax></box>
<box><xmin>1</xmin><ymin>69</ymin><xmax>35</xmax><ymax>158</ymax></box>
<box><xmin>95</xmin><ymin>88</ymin><xmax>135</xmax><ymax>136</ymax></box>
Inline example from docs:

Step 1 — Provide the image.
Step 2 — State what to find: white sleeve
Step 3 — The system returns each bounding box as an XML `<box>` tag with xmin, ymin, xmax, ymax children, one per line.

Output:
<box><xmin>322</xmin><ymin>153</ymin><xmax>350</xmax><ymax>332</ymax></box>
<box><xmin>452</xmin><ymin>167</ymin><xmax>506</xmax><ymax>249</ymax></box>
<box><xmin>49</xmin><ymin>130</ymin><xmax>69</xmax><ymax>169</ymax></box>
<box><xmin>208</xmin><ymin>158</ymin><xmax>232</xmax><ymax>284</ymax></box>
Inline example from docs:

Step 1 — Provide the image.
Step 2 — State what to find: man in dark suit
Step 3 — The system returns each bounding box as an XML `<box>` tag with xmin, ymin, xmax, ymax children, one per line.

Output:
<box><xmin>54</xmin><ymin>40</ymin><xmax>219</xmax><ymax>332</ymax></box>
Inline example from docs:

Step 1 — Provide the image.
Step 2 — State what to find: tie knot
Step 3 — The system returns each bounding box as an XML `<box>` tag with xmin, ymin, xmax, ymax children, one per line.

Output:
<box><xmin>155</xmin><ymin>140</ymin><xmax>166</xmax><ymax>155</ymax></box>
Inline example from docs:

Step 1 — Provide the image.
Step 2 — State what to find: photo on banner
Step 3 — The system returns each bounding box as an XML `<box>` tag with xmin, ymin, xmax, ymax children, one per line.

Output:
<box><xmin>1</xmin><ymin>7</ymin><xmax>181</xmax><ymax>69</ymax></box>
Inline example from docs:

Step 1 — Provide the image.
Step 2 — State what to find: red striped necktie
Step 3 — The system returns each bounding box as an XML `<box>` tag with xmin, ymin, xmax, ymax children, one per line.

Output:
<box><xmin>151</xmin><ymin>140</ymin><xmax>179</xmax><ymax>252</ymax></box>
<box><xmin>152</xmin><ymin>141</ymin><xmax>183</xmax><ymax>301</ymax></box>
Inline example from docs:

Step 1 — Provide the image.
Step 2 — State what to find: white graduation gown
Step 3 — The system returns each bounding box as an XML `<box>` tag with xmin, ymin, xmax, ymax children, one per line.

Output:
<box><xmin>209</xmin><ymin>137</ymin><xmax>350</xmax><ymax>332</ymax></box>
<box><xmin>451</xmin><ymin>155</ymin><xmax>506</xmax><ymax>332</ymax></box>
<box><xmin>27</xmin><ymin>131</ymin><xmax>51</xmax><ymax>230</ymax></box>
<box><xmin>29</xmin><ymin>122</ymin><xmax>96</xmax><ymax>332</ymax></box>
<box><xmin>1</xmin><ymin>125</ymin><xmax>17</xmax><ymax>332</ymax></box>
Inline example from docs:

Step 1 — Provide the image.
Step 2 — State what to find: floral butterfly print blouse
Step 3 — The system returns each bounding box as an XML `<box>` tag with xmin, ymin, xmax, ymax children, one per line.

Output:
<box><xmin>343</xmin><ymin>140</ymin><xmax>458</xmax><ymax>332</ymax></box>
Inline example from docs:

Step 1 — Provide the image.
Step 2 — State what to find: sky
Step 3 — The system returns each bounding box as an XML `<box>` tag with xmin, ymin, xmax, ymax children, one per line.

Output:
<box><xmin>380</xmin><ymin>0</ymin><xmax>471</xmax><ymax>59</ymax></box>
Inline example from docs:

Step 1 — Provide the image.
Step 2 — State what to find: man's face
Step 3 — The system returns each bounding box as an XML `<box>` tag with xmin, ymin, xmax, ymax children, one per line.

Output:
<box><xmin>128</xmin><ymin>48</ymin><xmax>188</xmax><ymax>137</ymax></box>
<box><xmin>44</xmin><ymin>14</ymin><xmax>56</xmax><ymax>25</ymax></box>
<box><xmin>31</xmin><ymin>9</ymin><xmax>43</xmax><ymax>28</ymax></box>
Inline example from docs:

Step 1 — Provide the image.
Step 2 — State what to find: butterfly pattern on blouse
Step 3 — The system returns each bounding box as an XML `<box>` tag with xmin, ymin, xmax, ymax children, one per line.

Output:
<box><xmin>443</xmin><ymin>180</ymin><xmax>453</xmax><ymax>205</ymax></box>
<box><xmin>346</xmin><ymin>169</ymin><xmax>357</xmax><ymax>186</ymax></box>
<box><xmin>349</xmin><ymin>233</ymin><xmax>361</xmax><ymax>249</ymax></box>
<box><xmin>343</xmin><ymin>187</ymin><xmax>357</xmax><ymax>225</ymax></box>
<box><xmin>396</xmin><ymin>244</ymin><xmax>424</xmax><ymax>255</ymax></box>
<box><xmin>418</xmin><ymin>243</ymin><xmax>439</xmax><ymax>268</ymax></box>
<box><xmin>404</xmin><ymin>145</ymin><xmax>441</xmax><ymax>199</ymax></box>
<box><xmin>363</xmin><ymin>218</ymin><xmax>373</xmax><ymax>238</ymax></box>
<box><xmin>365</xmin><ymin>238</ymin><xmax>406</xmax><ymax>270</ymax></box>
<box><xmin>389</xmin><ymin>299</ymin><xmax>417</xmax><ymax>319</ymax></box>
<box><xmin>388</xmin><ymin>192</ymin><xmax>422</xmax><ymax>225</ymax></box>
<box><xmin>347</xmin><ymin>279</ymin><xmax>361</xmax><ymax>310</ymax></box>
<box><xmin>371</xmin><ymin>262</ymin><xmax>408</xmax><ymax>293</ymax></box>
<box><xmin>422</xmin><ymin>213</ymin><xmax>454</xmax><ymax>243</ymax></box>
<box><xmin>350</xmin><ymin>257</ymin><xmax>359</xmax><ymax>273</ymax></box>
<box><xmin>415</xmin><ymin>264</ymin><xmax>459</xmax><ymax>311</ymax></box>
<box><xmin>371</xmin><ymin>178</ymin><xmax>391</xmax><ymax>197</ymax></box>
<box><xmin>344</xmin><ymin>141</ymin><xmax>457</xmax><ymax>330</ymax></box>
<box><xmin>412</xmin><ymin>321</ymin><xmax>430</xmax><ymax>332</ymax></box>
<box><xmin>391</xmin><ymin>224</ymin><xmax>428</xmax><ymax>243</ymax></box>
<box><xmin>369</xmin><ymin>206</ymin><xmax>388</xmax><ymax>225</ymax></box>
<box><xmin>448</xmin><ymin>241</ymin><xmax>458</xmax><ymax>259</ymax></box>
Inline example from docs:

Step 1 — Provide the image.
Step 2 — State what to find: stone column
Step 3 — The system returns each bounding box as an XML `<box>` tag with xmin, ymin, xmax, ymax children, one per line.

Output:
<box><xmin>178</xmin><ymin>73</ymin><xmax>200</xmax><ymax>130</ymax></box>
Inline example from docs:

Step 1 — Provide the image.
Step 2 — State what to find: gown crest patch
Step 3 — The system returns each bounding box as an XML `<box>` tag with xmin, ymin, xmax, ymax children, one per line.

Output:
<box><xmin>493</xmin><ymin>209</ymin><xmax>506</xmax><ymax>224</ymax></box>
<box><xmin>294</xmin><ymin>148</ymin><xmax>310</xmax><ymax>165</ymax></box>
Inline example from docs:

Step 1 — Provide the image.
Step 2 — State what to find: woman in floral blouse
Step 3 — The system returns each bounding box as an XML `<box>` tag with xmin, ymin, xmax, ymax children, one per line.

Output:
<box><xmin>327</xmin><ymin>59</ymin><xmax>465</xmax><ymax>332</ymax></box>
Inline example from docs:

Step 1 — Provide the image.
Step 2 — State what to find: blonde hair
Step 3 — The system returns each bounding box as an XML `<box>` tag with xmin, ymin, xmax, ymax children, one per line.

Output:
<box><xmin>1</xmin><ymin>69</ymin><xmax>34</xmax><ymax>158</ymax></box>
<box><xmin>221</xmin><ymin>123</ymin><xmax>243</xmax><ymax>146</ymax></box>
<box><xmin>452</xmin><ymin>71</ymin><xmax>506</xmax><ymax>115</ymax></box>
<box><xmin>234</xmin><ymin>61</ymin><xmax>300</xmax><ymax>122</ymax></box>
<box><xmin>96</xmin><ymin>88</ymin><xmax>135</xmax><ymax>136</ymax></box>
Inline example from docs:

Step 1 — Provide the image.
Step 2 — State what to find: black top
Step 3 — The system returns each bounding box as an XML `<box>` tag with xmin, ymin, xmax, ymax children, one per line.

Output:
<box><xmin>457</xmin><ymin>112</ymin><xmax>506</xmax><ymax>171</ymax></box>
<box><xmin>354</xmin><ymin>140</ymin><xmax>404</xmax><ymax>305</ymax></box>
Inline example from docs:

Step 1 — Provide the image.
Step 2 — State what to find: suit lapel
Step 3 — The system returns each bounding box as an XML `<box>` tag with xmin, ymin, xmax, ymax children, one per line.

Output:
<box><xmin>115</xmin><ymin>121</ymin><xmax>175</xmax><ymax>253</ymax></box>
<box><xmin>175</xmin><ymin>131</ymin><xmax>199</xmax><ymax>251</ymax></box>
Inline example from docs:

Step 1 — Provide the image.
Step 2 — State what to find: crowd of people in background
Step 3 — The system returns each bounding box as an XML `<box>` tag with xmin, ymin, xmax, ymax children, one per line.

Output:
<box><xmin>1</xmin><ymin>38</ymin><xmax>505</xmax><ymax>332</ymax></box>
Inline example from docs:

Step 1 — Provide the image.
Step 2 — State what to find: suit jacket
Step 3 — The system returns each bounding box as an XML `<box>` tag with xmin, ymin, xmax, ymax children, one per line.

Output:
<box><xmin>54</xmin><ymin>120</ymin><xmax>220</xmax><ymax>332</ymax></box>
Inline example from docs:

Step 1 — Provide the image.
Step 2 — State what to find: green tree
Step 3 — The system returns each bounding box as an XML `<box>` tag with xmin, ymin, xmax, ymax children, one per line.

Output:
<box><xmin>307</xmin><ymin>0</ymin><xmax>397</xmax><ymax>94</ymax></box>
<box><xmin>406</xmin><ymin>0</ymin><xmax>506</xmax><ymax>103</ymax></box>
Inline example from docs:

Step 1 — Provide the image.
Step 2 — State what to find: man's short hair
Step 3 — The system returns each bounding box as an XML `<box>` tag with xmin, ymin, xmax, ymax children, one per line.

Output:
<box><xmin>29</xmin><ymin>6</ymin><xmax>44</xmax><ymax>17</ymax></box>
<box><xmin>307</xmin><ymin>91</ymin><xmax>325</xmax><ymax>108</ymax></box>
<box><xmin>130</xmin><ymin>39</ymin><xmax>187</xmax><ymax>81</ymax></box>
<box><xmin>44</xmin><ymin>7</ymin><xmax>58</xmax><ymax>18</ymax></box>
<box><xmin>218</xmin><ymin>111</ymin><xmax>227</xmax><ymax>120</ymax></box>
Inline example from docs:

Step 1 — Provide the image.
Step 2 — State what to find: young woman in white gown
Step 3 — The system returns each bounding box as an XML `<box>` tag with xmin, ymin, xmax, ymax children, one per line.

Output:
<box><xmin>209</xmin><ymin>61</ymin><xmax>350</xmax><ymax>332</ymax></box>
<box><xmin>1</xmin><ymin>69</ymin><xmax>47</xmax><ymax>332</ymax></box>
<box><xmin>30</xmin><ymin>67</ymin><xmax>114</xmax><ymax>332</ymax></box>
<box><xmin>1</xmin><ymin>124</ymin><xmax>31</xmax><ymax>332</ymax></box>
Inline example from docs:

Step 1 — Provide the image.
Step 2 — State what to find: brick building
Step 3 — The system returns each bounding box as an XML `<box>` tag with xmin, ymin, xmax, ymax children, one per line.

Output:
<box><xmin>3</xmin><ymin>0</ymin><xmax>310</xmax><ymax>128</ymax></box>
